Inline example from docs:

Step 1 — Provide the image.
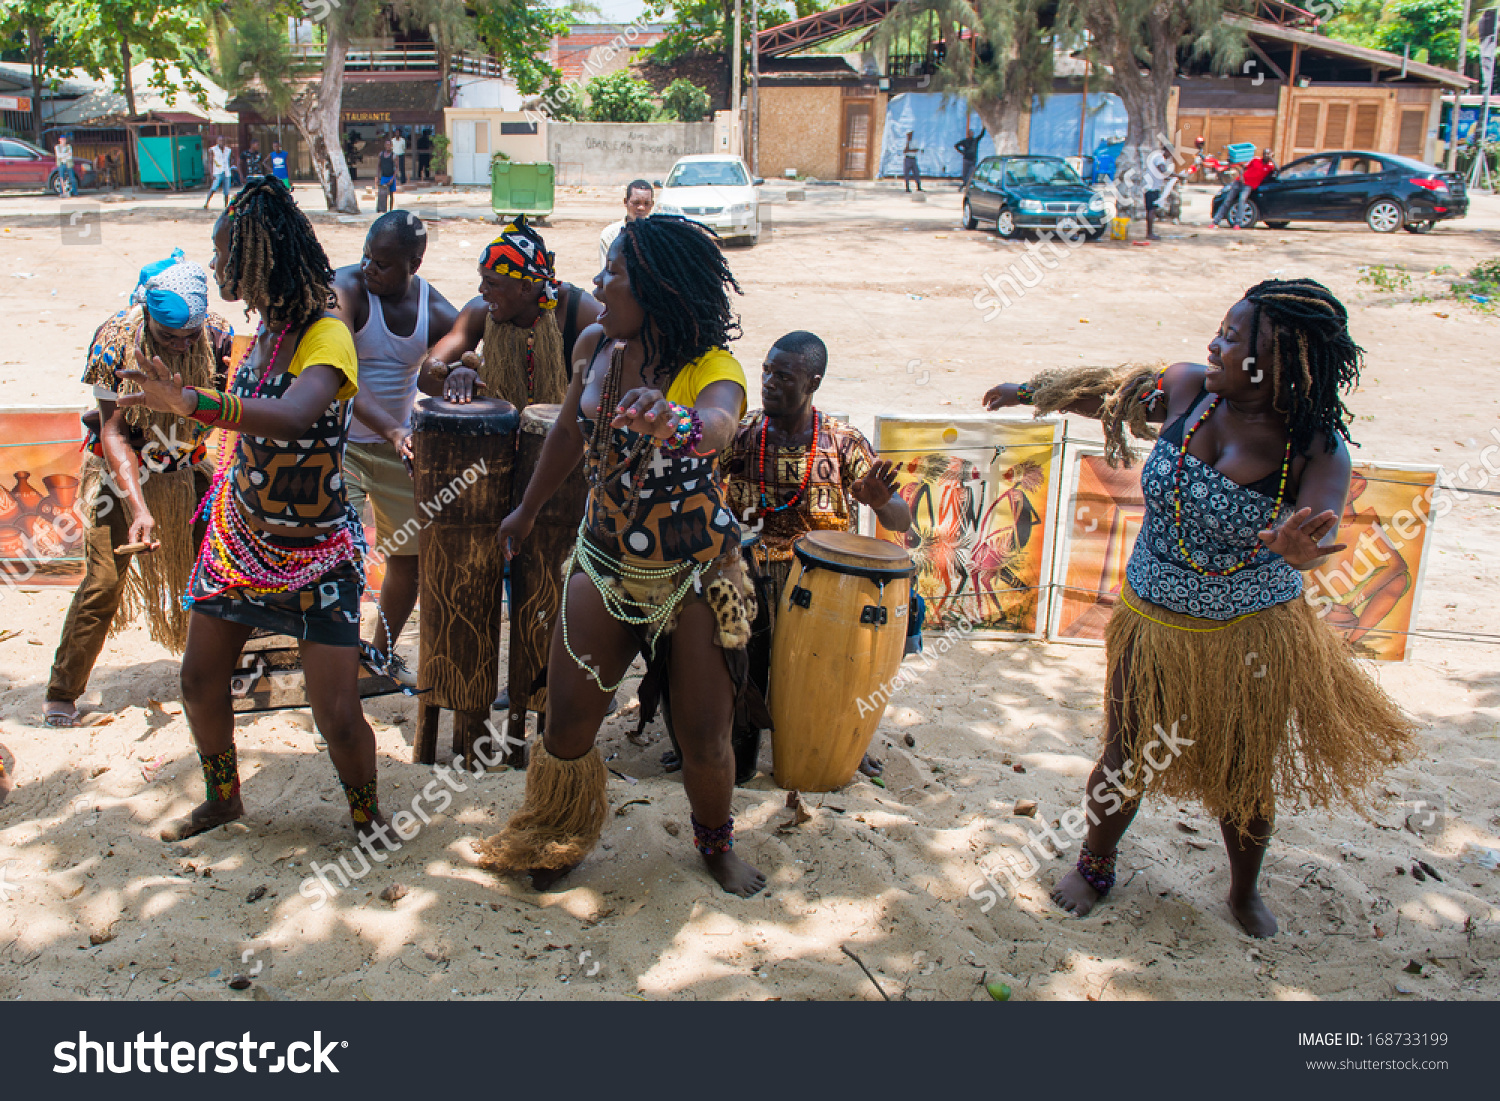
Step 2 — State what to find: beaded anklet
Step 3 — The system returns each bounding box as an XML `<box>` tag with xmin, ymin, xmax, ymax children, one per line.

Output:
<box><xmin>341</xmin><ymin>776</ymin><xmax>379</xmax><ymax>826</ymax></box>
<box><xmin>1076</xmin><ymin>843</ymin><xmax>1117</xmax><ymax>896</ymax></box>
<box><xmin>200</xmin><ymin>748</ymin><xmax>240</xmax><ymax>803</ymax></box>
<box><xmin>691</xmin><ymin>814</ymin><xmax>734</xmax><ymax>856</ymax></box>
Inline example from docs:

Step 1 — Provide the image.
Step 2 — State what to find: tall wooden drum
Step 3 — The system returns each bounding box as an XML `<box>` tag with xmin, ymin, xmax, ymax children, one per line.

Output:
<box><xmin>411</xmin><ymin>395</ymin><xmax>518</xmax><ymax>766</ymax></box>
<box><xmin>770</xmin><ymin>531</ymin><xmax>914</xmax><ymax>792</ymax></box>
<box><xmin>506</xmin><ymin>403</ymin><xmax>588</xmax><ymax>747</ymax></box>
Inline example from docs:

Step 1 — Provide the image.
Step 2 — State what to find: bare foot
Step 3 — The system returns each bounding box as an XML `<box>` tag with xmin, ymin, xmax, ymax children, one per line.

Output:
<box><xmin>44</xmin><ymin>701</ymin><xmax>80</xmax><ymax>728</ymax></box>
<box><xmin>1051</xmin><ymin>867</ymin><xmax>1104</xmax><ymax>917</ymax></box>
<box><xmin>160</xmin><ymin>796</ymin><xmax>244</xmax><ymax>841</ymax></box>
<box><xmin>703</xmin><ymin>850</ymin><xmax>766</xmax><ymax>897</ymax></box>
<box><xmin>529</xmin><ymin>864</ymin><xmax>577</xmax><ymax>891</ymax></box>
<box><xmin>356</xmin><ymin>811</ymin><xmax>403</xmax><ymax>854</ymax></box>
<box><xmin>1229</xmin><ymin>889</ymin><xmax>1278</xmax><ymax>938</ymax></box>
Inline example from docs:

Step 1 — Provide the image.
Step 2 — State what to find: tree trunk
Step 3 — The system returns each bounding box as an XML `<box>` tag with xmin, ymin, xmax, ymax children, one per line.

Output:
<box><xmin>972</xmin><ymin>97</ymin><xmax>1025</xmax><ymax>155</ymax></box>
<box><xmin>433</xmin><ymin>23</ymin><xmax>451</xmax><ymax>112</ymax></box>
<box><xmin>117</xmin><ymin>22</ymin><xmax>137</xmax><ymax>119</ymax></box>
<box><xmin>289</xmin><ymin>13</ymin><xmax>358</xmax><ymax>213</ymax></box>
<box><xmin>27</xmin><ymin>27</ymin><xmax>43</xmax><ymax>143</ymax></box>
<box><xmin>1089</xmin><ymin>5</ymin><xmax>1179</xmax><ymax>208</ymax></box>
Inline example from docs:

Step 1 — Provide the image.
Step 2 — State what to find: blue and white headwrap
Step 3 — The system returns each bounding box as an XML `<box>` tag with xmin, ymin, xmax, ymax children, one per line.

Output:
<box><xmin>131</xmin><ymin>248</ymin><xmax>209</xmax><ymax>330</ymax></box>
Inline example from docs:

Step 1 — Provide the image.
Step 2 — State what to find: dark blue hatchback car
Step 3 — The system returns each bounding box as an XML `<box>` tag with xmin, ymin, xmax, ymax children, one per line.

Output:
<box><xmin>961</xmin><ymin>155</ymin><xmax>1107</xmax><ymax>239</ymax></box>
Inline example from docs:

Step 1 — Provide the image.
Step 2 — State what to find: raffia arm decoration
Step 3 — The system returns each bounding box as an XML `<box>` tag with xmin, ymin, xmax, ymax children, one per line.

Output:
<box><xmin>1026</xmin><ymin>362</ymin><xmax>1168</xmax><ymax>468</ymax></box>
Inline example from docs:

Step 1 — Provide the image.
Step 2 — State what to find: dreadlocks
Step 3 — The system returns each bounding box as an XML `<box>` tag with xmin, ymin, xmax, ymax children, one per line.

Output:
<box><xmin>618</xmin><ymin>214</ymin><xmax>742</xmax><ymax>387</ymax></box>
<box><xmin>218</xmin><ymin>176</ymin><xmax>335</xmax><ymax>332</ymax></box>
<box><xmin>1242</xmin><ymin>278</ymin><xmax>1362</xmax><ymax>457</ymax></box>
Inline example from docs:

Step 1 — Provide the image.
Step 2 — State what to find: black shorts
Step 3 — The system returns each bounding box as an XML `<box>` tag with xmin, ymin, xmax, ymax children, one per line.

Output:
<box><xmin>1144</xmin><ymin>189</ymin><xmax>1162</xmax><ymax>211</ymax></box>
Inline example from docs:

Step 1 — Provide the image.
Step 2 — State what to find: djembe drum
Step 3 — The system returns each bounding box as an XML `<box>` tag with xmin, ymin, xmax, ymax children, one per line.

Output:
<box><xmin>505</xmin><ymin>403</ymin><xmax>589</xmax><ymax>756</ymax></box>
<box><xmin>769</xmin><ymin>531</ymin><xmax>914</xmax><ymax>791</ymax></box>
<box><xmin>411</xmin><ymin>395</ymin><xmax>518</xmax><ymax>766</ymax></box>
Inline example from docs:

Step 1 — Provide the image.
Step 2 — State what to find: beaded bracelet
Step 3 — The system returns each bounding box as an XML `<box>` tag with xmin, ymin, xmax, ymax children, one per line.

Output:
<box><xmin>658</xmin><ymin>403</ymin><xmax>703</xmax><ymax>456</ymax></box>
<box><xmin>1015</xmin><ymin>381</ymin><xmax>1037</xmax><ymax>406</ymax></box>
<box><xmin>187</xmin><ymin>387</ymin><xmax>242</xmax><ymax>426</ymax></box>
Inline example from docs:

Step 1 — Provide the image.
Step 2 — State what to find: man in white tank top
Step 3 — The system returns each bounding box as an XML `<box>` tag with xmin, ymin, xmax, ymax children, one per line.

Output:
<box><xmin>333</xmin><ymin>211</ymin><xmax>460</xmax><ymax>683</ymax></box>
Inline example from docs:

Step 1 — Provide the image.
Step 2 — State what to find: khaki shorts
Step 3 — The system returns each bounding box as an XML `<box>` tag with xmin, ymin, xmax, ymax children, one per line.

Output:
<box><xmin>344</xmin><ymin>440</ymin><xmax>420</xmax><ymax>557</ymax></box>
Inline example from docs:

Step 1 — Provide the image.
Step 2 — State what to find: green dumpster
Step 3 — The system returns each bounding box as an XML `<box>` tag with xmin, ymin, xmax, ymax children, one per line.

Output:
<box><xmin>137</xmin><ymin>135</ymin><xmax>205</xmax><ymax>190</ymax></box>
<box><xmin>491</xmin><ymin>161</ymin><xmax>555</xmax><ymax>220</ymax></box>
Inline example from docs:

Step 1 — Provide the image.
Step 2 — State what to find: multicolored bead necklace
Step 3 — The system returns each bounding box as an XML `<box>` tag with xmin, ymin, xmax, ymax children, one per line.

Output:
<box><xmin>757</xmin><ymin>408</ymin><xmax>820</xmax><ymax>515</ymax></box>
<box><xmin>1172</xmin><ymin>395</ymin><xmax>1291</xmax><ymax>578</ymax></box>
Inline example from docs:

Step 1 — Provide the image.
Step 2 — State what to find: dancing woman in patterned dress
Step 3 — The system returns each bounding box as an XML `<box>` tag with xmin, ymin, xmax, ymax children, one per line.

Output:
<box><xmin>983</xmin><ymin>279</ymin><xmax>1412</xmax><ymax>937</ymax></box>
<box><xmin>481</xmin><ymin>215</ymin><xmax>765</xmax><ymax>896</ymax></box>
<box><xmin>118</xmin><ymin>177</ymin><xmax>392</xmax><ymax>848</ymax></box>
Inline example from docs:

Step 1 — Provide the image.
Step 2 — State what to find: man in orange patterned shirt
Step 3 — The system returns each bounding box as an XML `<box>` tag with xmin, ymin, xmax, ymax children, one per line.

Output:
<box><xmin>721</xmin><ymin>331</ymin><xmax>913</xmax><ymax>782</ymax></box>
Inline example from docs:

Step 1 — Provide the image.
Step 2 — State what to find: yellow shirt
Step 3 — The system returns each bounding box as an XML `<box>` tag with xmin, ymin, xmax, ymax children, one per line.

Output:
<box><xmin>665</xmin><ymin>347</ymin><xmax>746</xmax><ymax>419</ymax></box>
<box><xmin>288</xmin><ymin>317</ymin><xmax>359</xmax><ymax>401</ymax></box>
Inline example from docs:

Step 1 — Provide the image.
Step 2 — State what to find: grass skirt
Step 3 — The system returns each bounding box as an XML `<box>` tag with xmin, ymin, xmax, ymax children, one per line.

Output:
<box><xmin>1104</xmin><ymin>579</ymin><xmax>1415</xmax><ymax>830</ymax></box>
<box><xmin>477</xmin><ymin>743</ymin><xmax>607</xmax><ymax>872</ymax></box>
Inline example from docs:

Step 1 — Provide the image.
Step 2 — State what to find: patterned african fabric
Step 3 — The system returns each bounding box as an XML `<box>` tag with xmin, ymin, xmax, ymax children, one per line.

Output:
<box><xmin>1125</xmin><ymin>431</ymin><xmax>1300</xmax><ymax>620</ymax></box>
<box><xmin>81</xmin><ymin>308</ymin><xmax>235</xmax><ymax>471</ymax></box>
<box><xmin>723</xmin><ymin>412</ymin><xmax>876</xmax><ymax>564</ymax></box>
<box><xmin>480</xmin><ymin>216</ymin><xmax>559</xmax><ymax>308</ymax></box>
<box><xmin>223</xmin><ymin>319</ymin><xmax>360</xmax><ymax>542</ymax></box>
<box><xmin>579</xmin><ymin>348</ymin><xmax>747</xmax><ymax>566</ymax></box>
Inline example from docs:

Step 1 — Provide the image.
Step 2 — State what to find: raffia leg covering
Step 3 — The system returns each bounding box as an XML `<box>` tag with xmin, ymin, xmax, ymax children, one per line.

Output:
<box><xmin>477</xmin><ymin>743</ymin><xmax>607</xmax><ymax>871</ymax></box>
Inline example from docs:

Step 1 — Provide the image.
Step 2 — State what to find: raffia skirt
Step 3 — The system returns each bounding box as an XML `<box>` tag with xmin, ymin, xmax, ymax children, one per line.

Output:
<box><xmin>1104</xmin><ymin>579</ymin><xmax>1415</xmax><ymax>830</ymax></box>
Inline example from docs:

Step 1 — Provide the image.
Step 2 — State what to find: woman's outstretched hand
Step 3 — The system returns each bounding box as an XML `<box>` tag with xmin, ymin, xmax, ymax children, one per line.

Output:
<box><xmin>982</xmin><ymin>383</ymin><xmax>1021</xmax><ymax>411</ymax></box>
<box><xmin>1258</xmin><ymin>507</ymin><xmax>1345</xmax><ymax>568</ymax></box>
<box><xmin>611</xmin><ymin>387</ymin><xmax>676</xmax><ymax>439</ymax></box>
<box><xmin>116</xmin><ymin>341</ymin><xmax>195</xmax><ymax>418</ymax></box>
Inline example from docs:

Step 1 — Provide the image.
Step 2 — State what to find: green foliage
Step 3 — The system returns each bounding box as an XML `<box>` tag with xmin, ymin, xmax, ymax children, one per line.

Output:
<box><xmin>660</xmin><ymin>77</ymin><xmax>710</xmax><ymax>122</ymax></box>
<box><xmin>585</xmin><ymin>69</ymin><xmax>657</xmax><ymax>122</ymax></box>
<box><xmin>646</xmin><ymin>0</ymin><xmax>734</xmax><ymax>63</ymax></box>
<box><xmin>219</xmin><ymin>2</ymin><xmax>298</xmax><ymax>115</ymax></box>
<box><xmin>430</xmin><ymin>132</ymin><xmax>451</xmax><ymax>173</ymax></box>
<box><xmin>539</xmin><ymin>79</ymin><xmax>587</xmax><ymax>120</ymax></box>
<box><xmin>53</xmin><ymin>0</ymin><xmax>212</xmax><ymax>114</ymax></box>
<box><xmin>1451</xmin><ymin>258</ymin><xmax>1500</xmax><ymax>310</ymax></box>
<box><xmin>474</xmin><ymin>0</ymin><xmax>569</xmax><ymax>95</ymax></box>
<box><xmin>1357</xmin><ymin>263</ymin><xmax>1413</xmax><ymax>292</ymax></box>
<box><xmin>1321</xmin><ymin>0</ymin><xmax>1473</xmax><ymax>71</ymax></box>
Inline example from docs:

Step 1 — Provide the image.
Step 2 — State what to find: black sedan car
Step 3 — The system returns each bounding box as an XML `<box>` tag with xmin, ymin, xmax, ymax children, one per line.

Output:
<box><xmin>961</xmin><ymin>155</ymin><xmax>1107</xmax><ymax>239</ymax></box>
<box><xmin>1232</xmin><ymin>150</ymin><xmax>1466</xmax><ymax>234</ymax></box>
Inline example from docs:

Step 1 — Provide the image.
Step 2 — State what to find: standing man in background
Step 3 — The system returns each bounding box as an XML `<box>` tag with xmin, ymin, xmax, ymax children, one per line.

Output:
<box><xmin>416</xmin><ymin>129</ymin><xmax>432</xmax><ymax>181</ymax></box>
<box><xmin>902</xmin><ymin>131</ymin><xmax>924</xmax><ymax>193</ymax></box>
<box><xmin>54</xmin><ymin>132</ymin><xmax>77</xmax><ymax>196</ymax></box>
<box><xmin>269</xmin><ymin>139</ymin><xmax>290</xmax><ymax>184</ymax></box>
<box><xmin>392</xmin><ymin>129</ymin><xmax>408</xmax><ymax>185</ymax></box>
<box><xmin>954</xmin><ymin>126</ymin><xmax>985</xmax><ymax>188</ymax></box>
<box><xmin>377</xmin><ymin>139</ymin><xmax>397</xmax><ymax>213</ymax></box>
<box><xmin>332</xmin><ymin>211</ymin><xmax>461</xmax><ymax>681</ymax></box>
<box><xmin>598</xmin><ymin>180</ymin><xmax>655</xmax><ymax>268</ymax></box>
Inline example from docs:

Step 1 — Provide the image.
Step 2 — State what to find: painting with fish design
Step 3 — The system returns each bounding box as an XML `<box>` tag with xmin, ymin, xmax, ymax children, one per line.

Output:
<box><xmin>1049</xmin><ymin>448</ymin><xmax>1438</xmax><ymax>661</ymax></box>
<box><xmin>875</xmin><ymin>415</ymin><xmax>1061</xmax><ymax>637</ymax></box>
<box><xmin>0</xmin><ymin>408</ymin><xmax>89</xmax><ymax>583</ymax></box>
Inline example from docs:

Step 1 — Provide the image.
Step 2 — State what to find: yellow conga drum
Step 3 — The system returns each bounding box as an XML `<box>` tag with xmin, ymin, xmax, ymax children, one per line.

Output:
<box><xmin>770</xmin><ymin>531</ymin><xmax>914</xmax><ymax>791</ymax></box>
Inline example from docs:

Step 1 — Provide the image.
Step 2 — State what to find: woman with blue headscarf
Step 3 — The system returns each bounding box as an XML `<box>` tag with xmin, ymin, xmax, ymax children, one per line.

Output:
<box><xmin>43</xmin><ymin>250</ymin><xmax>236</xmax><ymax>728</ymax></box>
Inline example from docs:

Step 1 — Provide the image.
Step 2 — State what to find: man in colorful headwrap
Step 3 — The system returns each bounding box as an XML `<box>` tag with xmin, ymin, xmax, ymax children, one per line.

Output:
<box><xmin>420</xmin><ymin>214</ymin><xmax>600</xmax><ymax>413</ymax></box>
<box><xmin>44</xmin><ymin>250</ymin><xmax>236</xmax><ymax>727</ymax></box>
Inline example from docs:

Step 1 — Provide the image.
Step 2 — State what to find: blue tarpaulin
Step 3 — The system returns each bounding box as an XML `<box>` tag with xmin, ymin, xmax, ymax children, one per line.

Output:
<box><xmin>1027</xmin><ymin>92</ymin><xmax>1128</xmax><ymax>159</ymax></box>
<box><xmin>878</xmin><ymin>93</ymin><xmax>996</xmax><ymax>179</ymax></box>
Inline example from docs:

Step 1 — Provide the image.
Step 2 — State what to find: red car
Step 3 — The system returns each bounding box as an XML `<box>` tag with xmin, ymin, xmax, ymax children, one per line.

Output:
<box><xmin>0</xmin><ymin>137</ymin><xmax>98</xmax><ymax>194</ymax></box>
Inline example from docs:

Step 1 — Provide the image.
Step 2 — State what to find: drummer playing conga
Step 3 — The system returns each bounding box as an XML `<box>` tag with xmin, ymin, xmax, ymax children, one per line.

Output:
<box><xmin>482</xmin><ymin>215</ymin><xmax>765</xmax><ymax>896</ymax></box>
<box><xmin>331</xmin><ymin>210</ymin><xmax>460</xmax><ymax>683</ymax></box>
<box><xmin>416</xmin><ymin>216</ymin><xmax>600</xmax><ymax>412</ymax></box>
<box><xmin>722</xmin><ymin>331</ymin><xmax>912</xmax><ymax>780</ymax></box>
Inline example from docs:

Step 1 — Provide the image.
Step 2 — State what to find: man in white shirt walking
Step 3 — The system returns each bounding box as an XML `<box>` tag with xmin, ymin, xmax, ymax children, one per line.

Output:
<box><xmin>204</xmin><ymin>136</ymin><xmax>233</xmax><ymax>209</ymax></box>
<box><xmin>392</xmin><ymin>130</ymin><xmax>407</xmax><ymax>185</ymax></box>
<box><xmin>598</xmin><ymin>179</ymin><xmax>654</xmax><ymax>268</ymax></box>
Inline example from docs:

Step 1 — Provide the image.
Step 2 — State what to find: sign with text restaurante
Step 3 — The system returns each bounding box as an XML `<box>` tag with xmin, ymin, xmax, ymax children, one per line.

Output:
<box><xmin>342</xmin><ymin>111</ymin><xmax>393</xmax><ymax>123</ymax></box>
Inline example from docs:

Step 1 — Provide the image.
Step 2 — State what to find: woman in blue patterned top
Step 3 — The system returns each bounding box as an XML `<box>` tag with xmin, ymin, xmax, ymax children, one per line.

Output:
<box><xmin>984</xmin><ymin>278</ymin><xmax>1412</xmax><ymax>937</ymax></box>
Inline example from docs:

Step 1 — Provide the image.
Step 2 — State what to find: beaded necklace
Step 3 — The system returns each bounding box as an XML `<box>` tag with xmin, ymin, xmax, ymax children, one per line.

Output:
<box><xmin>523</xmin><ymin>321</ymin><xmax>537</xmax><ymax>397</ymax></box>
<box><xmin>185</xmin><ymin>321</ymin><xmax>362</xmax><ymax>603</ymax></box>
<box><xmin>1172</xmin><ymin>395</ymin><xmax>1291</xmax><ymax>578</ymax></box>
<box><xmin>584</xmin><ymin>341</ymin><xmax>653</xmax><ymax>525</ymax></box>
<box><xmin>757</xmin><ymin>408</ymin><xmax>820</xmax><ymax>515</ymax></box>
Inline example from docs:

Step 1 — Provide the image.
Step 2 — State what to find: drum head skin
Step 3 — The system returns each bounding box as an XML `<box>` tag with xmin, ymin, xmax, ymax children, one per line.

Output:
<box><xmin>520</xmin><ymin>403</ymin><xmax>563</xmax><ymax>435</ymax></box>
<box><xmin>794</xmin><ymin>531</ymin><xmax>915</xmax><ymax>577</ymax></box>
<box><xmin>411</xmin><ymin>396</ymin><xmax>520</xmax><ymax>437</ymax></box>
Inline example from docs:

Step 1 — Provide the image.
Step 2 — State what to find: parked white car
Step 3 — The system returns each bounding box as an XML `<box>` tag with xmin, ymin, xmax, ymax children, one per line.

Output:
<box><xmin>654</xmin><ymin>155</ymin><xmax>763</xmax><ymax>246</ymax></box>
